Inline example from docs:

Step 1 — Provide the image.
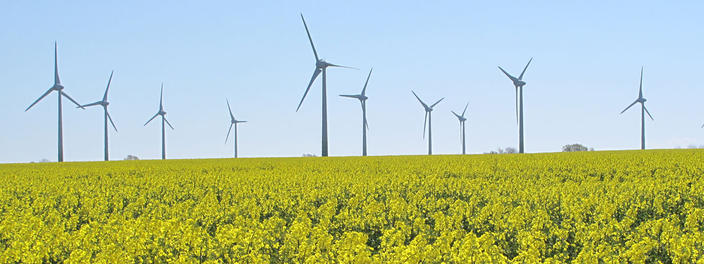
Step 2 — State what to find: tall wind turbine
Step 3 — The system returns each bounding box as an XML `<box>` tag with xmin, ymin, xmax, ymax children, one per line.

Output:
<box><xmin>25</xmin><ymin>42</ymin><xmax>84</xmax><ymax>162</ymax></box>
<box><xmin>498</xmin><ymin>57</ymin><xmax>532</xmax><ymax>154</ymax></box>
<box><xmin>144</xmin><ymin>84</ymin><xmax>174</xmax><ymax>160</ymax></box>
<box><xmin>80</xmin><ymin>71</ymin><xmax>117</xmax><ymax>161</ymax></box>
<box><xmin>412</xmin><ymin>91</ymin><xmax>444</xmax><ymax>155</ymax></box>
<box><xmin>620</xmin><ymin>67</ymin><xmax>654</xmax><ymax>150</ymax></box>
<box><xmin>451</xmin><ymin>102</ymin><xmax>469</xmax><ymax>155</ymax></box>
<box><xmin>340</xmin><ymin>68</ymin><xmax>372</xmax><ymax>156</ymax></box>
<box><xmin>225</xmin><ymin>99</ymin><xmax>247</xmax><ymax>158</ymax></box>
<box><xmin>297</xmin><ymin>14</ymin><xmax>355</xmax><ymax>157</ymax></box>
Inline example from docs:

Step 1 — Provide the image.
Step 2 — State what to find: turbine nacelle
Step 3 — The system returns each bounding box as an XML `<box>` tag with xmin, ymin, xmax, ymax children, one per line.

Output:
<box><xmin>513</xmin><ymin>80</ymin><xmax>526</xmax><ymax>87</ymax></box>
<box><xmin>316</xmin><ymin>59</ymin><xmax>328</xmax><ymax>69</ymax></box>
<box><xmin>159</xmin><ymin>110</ymin><xmax>166</xmax><ymax>116</ymax></box>
<box><xmin>52</xmin><ymin>84</ymin><xmax>64</xmax><ymax>91</ymax></box>
<box><xmin>637</xmin><ymin>97</ymin><xmax>647</xmax><ymax>103</ymax></box>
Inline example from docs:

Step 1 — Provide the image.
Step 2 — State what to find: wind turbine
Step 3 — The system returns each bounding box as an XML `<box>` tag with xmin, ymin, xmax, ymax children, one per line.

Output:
<box><xmin>79</xmin><ymin>71</ymin><xmax>117</xmax><ymax>161</ymax></box>
<box><xmin>620</xmin><ymin>67</ymin><xmax>654</xmax><ymax>150</ymax></box>
<box><xmin>297</xmin><ymin>13</ymin><xmax>356</xmax><ymax>157</ymax></box>
<box><xmin>340</xmin><ymin>68</ymin><xmax>372</xmax><ymax>156</ymax></box>
<box><xmin>451</xmin><ymin>102</ymin><xmax>469</xmax><ymax>155</ymax></box>
<box><xmin>144</xmin><ymin>84</ymin><xmax>174</xmax><ymax>160</ymax></box>
<box><xmin>498</xmin><ymin>57</ymin><xmax>532</xmax><ymax>154</ymax></box>
<box><xmin>25</xmin><ymin>42</ymin><xmax>84</xmax><ymax>162</ymax></box>
<box><xmin>412</xmin><ymin>90</ymin><xmax>444</xmax><ymax>155</ymax></box>
<box><xmin>225</xmin><ymin>99</ymin><xmax>247</xmax><ymax>158</ymax></box>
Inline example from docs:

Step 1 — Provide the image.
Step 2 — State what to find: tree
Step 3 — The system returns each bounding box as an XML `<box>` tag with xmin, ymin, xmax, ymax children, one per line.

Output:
<box><xmin>124</xmin><ymin>155</ymin><xmax>139</xmax><ymax>160</ymax></box>
<box><xmin>562</xmin><ymin>144</ymin><xmax>590</xmax><ymax>152</ymax></box>
<box><xmin>485</xmin><ymin>147</ymin><xmax>517</xmax><ymax>154</ymax></box>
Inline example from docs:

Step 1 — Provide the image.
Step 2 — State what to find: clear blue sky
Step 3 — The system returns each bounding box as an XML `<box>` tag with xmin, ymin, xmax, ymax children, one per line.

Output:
<box><xmin>1</xmin><ymin>1</ymin><xmax>703</xmax><ymax>162</ymax></box>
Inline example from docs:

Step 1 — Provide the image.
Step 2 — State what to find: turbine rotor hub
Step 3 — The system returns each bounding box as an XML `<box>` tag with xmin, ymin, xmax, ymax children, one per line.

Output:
<box><xmin>316</xmin><ymin>60</ymin><xmax>327</xmax><ymax>68</ymax></box>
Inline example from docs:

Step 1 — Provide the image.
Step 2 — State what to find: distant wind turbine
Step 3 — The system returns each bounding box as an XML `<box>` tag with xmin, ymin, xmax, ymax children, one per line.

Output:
<box><xmin>412</xmin><ymin>90</ymin><xmax>444</xmax><ymax>155</ymax></box>
<box><xmin>297</xmin><ymin>14</ymin><xmax>356</xmax><ymax>157</ymax></box>
<box><xmin>225</xmin><ymin>99</ymin><xmax>247</xmax><ymax>158</ymax></box>
<box><xmin>80</xmin><ymin>71</ymin><xmax>117</xmax><ymax>161</ymax></box>
<box><xmin>25</xmin><ymin>42</ymin><xmax>84</xmax><ymax>162</ymax></box>
<box><xmin>340</xmin><ymin>68</ymin><xmax>372</xmax><ymax>156</ymax></box>
<box><xmin>144</xmin><ymin>84</ymin><xmax>174</xmax><ymax>160</ymax></box>
<box><xmin>620</xmin><ymin>67</ymin><xmax>654</xmax><ymax>150</ymax></box>
<box><xmin>498</xmin><ymin>57</ymin><xmax>533</xmax><ymax>154</ymax></box>
<box><xmin>451</xmin><ymin>102</ymin><xmax>469</xmax><ymax>155</ymax></box>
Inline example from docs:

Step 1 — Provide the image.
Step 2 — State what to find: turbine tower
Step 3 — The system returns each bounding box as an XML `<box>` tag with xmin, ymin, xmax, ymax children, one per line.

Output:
<box><xmin>340</xmin><ymin>68</ymin><xmax>372</xmax><ymax>156</ymax></box>
<box><xmin>25</xmin><ymin>42</ymin><xmax>84</xmax><ymax>162</ymax></box>
<box><xmin>620</xmin><ymin>67</ymin><xmax>654</xmax><ymax>150</ymax></box>
<box><xmin>80</xmin><ymin>71</ymin><xmax>118</xmax><ymax>161</ymax></box>
<box><xmin>144</xmin><ymin>84</ymin><xmax>174</xmax><ymax>160</ymax></box>
<box><xmin>451</xmin><ymin>102</ymin><xmax>469</xmax><ymax>155</ymax></box>
<box><xmin>412</xmin><ymin>90</ymin><xmax>444</xmax><ymax>155</ymax></box>
<box><xmin>225</xmin><ymin>99</ymin><xmax>247</xmax><ymax>158</ymax></box>
<box><xmin>498</xmin><ymin>58</ymin><xmax>532</xmax><ymax>154</ymax></box>
<box><xmin>297</xmin><ymin>14</ymin><xmax>355</xmax><ymax>157</ymax></box>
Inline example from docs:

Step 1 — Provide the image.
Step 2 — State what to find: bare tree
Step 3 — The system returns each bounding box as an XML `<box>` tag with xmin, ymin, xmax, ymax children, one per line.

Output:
<box><xmin>124</xmin><ymin>155</ymin><xmax>139</xmax><ymax>160</ymax></box>
<box><xmin>562</xmin><ymin>144</ymin><xmax>591</xmax><ymax>152</ymax></box>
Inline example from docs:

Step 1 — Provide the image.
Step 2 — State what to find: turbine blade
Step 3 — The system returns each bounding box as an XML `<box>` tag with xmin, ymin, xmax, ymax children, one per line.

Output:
<box><xmin>423</xmin><ymin>111</ymin><xmax>428</xmax><ymax>139</ymax></box>
<box><xmin>54</xmin><ymin>42</ymin><xmax>60</xmax><ymax>85</ymax></box>
<box><xmin>236</xmin><ymin>120</ymin><xmax>247</xmax><ymax>123</ymax></box>
<box><xmin>515</xmin><ymin>87</ymin><xmax>519</xmax><ymax>124</ymax></box>
<box><xmin>164</xmin><ymin>117</ymin><xmax>174</xmax><ymax>130</ymax></box>
<box><xmin>103</xmin><ymin>71</ymin><xmax>114</xmax><ymax>102</ymax></box>
<box><xmin>498</xmin><ymin>66</ymin><xmax>516</xmax><ymax>81</ymax></box>
<box><xmin>620</xmin><ymin>100</ymin><xmax>638</xmax><ymax>114</ymax></box>
<box><xmin>79</xmin><ymin>101</ymin><xmax>102</xmax><ymax>108</ymax></box>
<box><xmin>361</xmin><ymin>68</ymin><xmax>372</xmax><ymax>96</ymax></box>
<box><xmin>226</xmin><ymin>99</ymin><xmax>235</xmax><ymax>121</ymax></box>
<box><xmin>639</xmin><ymin>67</ymin><xmax>644</xmax><ymax>99</ymax></box>
<box><xmin>518</xmin><ymin>57</ymin><xmax>533</xmax><ymax>80</ymax></box>
<box><xmin>430</xmin><ymin>97</ymin><xmax>444</xmax><ymax>108</ymax></box>
<box><xmin>362</xmin><ymin>101</ymin><xmax>369</xmax><ymax>130</ymax></box>
<box><xmin>300</xmin><ymin>14</ymin><xmax>319</xmax><ymax>61</ymax></box>
<box><xmin>451</xmin><ymin>110</ymin><xmax>461</xmax><ymax>119</ymax></box>
<box><xmin>25</xmin><ymin>89</ymin><xmax>53</xmax><ymax>111</ymax></box>
<box><xmin>339</xmin><ymin>94</ymin><xmax>358</xmax><ymax>99</ymax></box>
<box><xmin>326</xmin><ymin>62</ymin><xmax>358</xmax><ymax>70</ymax></box>
<box><xmin>225</xmin><ymin>122</ymin><xmax>233</xmax><ymax>143</ymax></box>
<box><xmin>644</xmin><ymin>105</ymin><xmax>654</xmax><ymax>120</ymax></box>
<box><xmin>106</xmin><ymin>111</ymin><xmax>118</xmax><ymax>132</ymax></box>
<box><xmin>144</xmin><ymin>113</ymin><xmax>159</xmax><ymax>126</ymax></box>
<box><xmin>159</xmin><ymin>83</ymin><xmax>164</xmax><ymax>110</ymax></box>
<box><xmin>61</xmin><ymin>91</ymin><xmax>83</xmax><ymax>109</ymax></box>
<box><xmin>297</xmin><ymin>67</ymin><xmax>322</xmax><ymax>111</ymax></box>
<box><xmin>462</xmin><ymin>102</ymin><xmax>469</xmax><ymax>117</ymax></box>
<box><xmin>411</xmin><ymin>90</ymin><xmax>428</xmax><ymax>109</ymax></box>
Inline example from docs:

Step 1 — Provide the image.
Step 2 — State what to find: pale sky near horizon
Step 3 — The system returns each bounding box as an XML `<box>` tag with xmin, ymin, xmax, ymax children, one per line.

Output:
<box><xmin>1</xmin><ymin>1</ymin><xmax>703</xmax><ymax>163</ymax></box>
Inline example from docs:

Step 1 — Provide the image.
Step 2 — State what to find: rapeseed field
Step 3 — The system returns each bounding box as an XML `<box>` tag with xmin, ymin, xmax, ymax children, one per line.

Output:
<box><xmin>1</xmin><ymin>150</ymin><xmax>703</xmax><ymax>263</ymax></box>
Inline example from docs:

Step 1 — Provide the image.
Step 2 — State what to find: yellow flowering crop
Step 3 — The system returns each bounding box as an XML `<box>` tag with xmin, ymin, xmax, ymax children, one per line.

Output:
<box><xmin>1</xmin><ymin>150</ymin><xmax>703</xmax><ymax>263</ymax></box>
